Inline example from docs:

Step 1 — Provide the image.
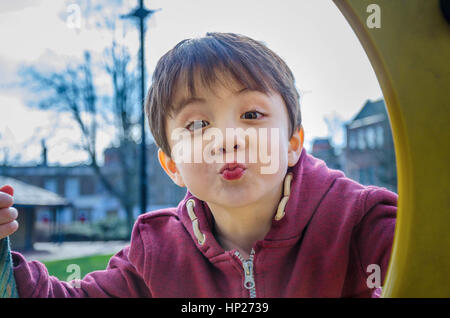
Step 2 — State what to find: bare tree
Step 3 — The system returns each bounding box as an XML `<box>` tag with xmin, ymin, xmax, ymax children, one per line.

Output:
<box><xmin>20</xmin><ymin>42</ymin><xmax>140</xmax><ymax>236</ymax></box>
<box><xmin>324</xmin><ymin>112</ymin><xmax>345</xmax><ymax>150</ymax></box>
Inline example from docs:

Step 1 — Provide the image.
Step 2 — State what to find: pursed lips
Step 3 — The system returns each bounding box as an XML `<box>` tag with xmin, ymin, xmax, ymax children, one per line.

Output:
<box><xmin>219</xmin><ymin>162</ymin><xmax>247</xmax><ymax>174</ymax></box>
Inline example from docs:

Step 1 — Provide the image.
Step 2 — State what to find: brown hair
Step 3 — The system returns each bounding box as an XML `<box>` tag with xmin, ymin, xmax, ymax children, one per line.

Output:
<box><xmin>146</xmin><ymin>32</ymin><xmax>302</xmax><ymax>157</ymax></box>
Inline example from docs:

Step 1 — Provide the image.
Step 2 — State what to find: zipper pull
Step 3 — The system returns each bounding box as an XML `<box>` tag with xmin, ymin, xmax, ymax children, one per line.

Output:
<box><xmin>234</xmin><ymin>249</ymin><xmax>257</xmax><ymax>297</ymax></box>
<box><xmin>242</xmin><ymin>260</ymin><xmax>255</xmax><ymax>290</ymax></box>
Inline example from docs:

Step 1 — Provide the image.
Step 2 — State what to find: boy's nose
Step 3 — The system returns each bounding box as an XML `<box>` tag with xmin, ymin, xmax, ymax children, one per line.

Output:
<box><xmin>216</xmin><ymin>143</ymin><xmax>239</xmax><ymax>155</ymax></box>
<box><xmin>211</xmin><ymin>130</ymin><xmax>246</xmax><ymax>159</ymax></box>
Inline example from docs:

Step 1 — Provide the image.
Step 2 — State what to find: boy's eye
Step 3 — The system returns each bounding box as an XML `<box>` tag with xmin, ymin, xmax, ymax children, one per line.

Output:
<box><xmin>186</xmin><ymin>120</ymin><xmax>209</xmax><ymax>131</ymax></box>
<box><xmin>241</xmin><ymin>110</ymin><xmax>264</xmax><ymax>120</ymax></box>
<box><xmin>185</xmin><ymin>111</ymin><xmax>263</xmax><ymax>131</ymax></box>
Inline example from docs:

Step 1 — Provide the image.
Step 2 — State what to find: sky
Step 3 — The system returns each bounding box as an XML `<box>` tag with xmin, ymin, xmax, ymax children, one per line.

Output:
<box><xmin>0</xmin><ymin>0</ymin><xmax>384</xmax><ymax>165</ymax></box>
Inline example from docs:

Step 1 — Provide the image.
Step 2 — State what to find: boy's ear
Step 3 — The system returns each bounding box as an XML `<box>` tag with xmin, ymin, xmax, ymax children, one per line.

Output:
<box><xmin>288</xmin><ymin>125</ymin><xmax>304</xmax><ymax>167</ymax></box>
<box><xmin>158</xmin><ymin>149</ymin><xmax>186</xmax><ymax>187</ymax></box>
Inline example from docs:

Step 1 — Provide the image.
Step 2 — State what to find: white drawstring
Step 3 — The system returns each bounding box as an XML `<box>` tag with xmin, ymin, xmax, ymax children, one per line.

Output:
<box><xmin>274</xmin><ymin>172</ymin><xmax>293</xmax><ymax>221</ymax></box>
<box><xmin>186</xmin><ymin>199</ymin><xmax>206</xmax><ymax>245</ymax></box>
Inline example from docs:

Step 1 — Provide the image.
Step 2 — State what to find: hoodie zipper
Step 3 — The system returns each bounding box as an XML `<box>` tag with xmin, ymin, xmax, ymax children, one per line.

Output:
<box><xmin>234</xmin><ymin>249</ymin><xmax>256</xmax><ymax>298</ymax></box>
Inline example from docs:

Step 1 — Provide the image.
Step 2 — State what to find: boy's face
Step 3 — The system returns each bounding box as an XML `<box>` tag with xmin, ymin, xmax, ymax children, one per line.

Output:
<box><xmin>160</xmin><ymin>73</ymin><xmax>303</xmax><ymax>209</ymax></box>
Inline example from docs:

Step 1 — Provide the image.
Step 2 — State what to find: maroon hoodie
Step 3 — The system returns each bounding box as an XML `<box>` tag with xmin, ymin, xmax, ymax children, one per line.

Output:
<box><xmin>11</xmin><ymin>149</ymin><xmax>397</xmax><ymax>297</ymax></box>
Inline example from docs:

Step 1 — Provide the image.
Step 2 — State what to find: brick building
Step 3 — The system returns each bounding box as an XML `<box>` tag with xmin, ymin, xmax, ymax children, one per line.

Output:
<box><xmin>344</xmin><ymin>99</ymin><xmax>397</xmax><ymax>192</ymax></box>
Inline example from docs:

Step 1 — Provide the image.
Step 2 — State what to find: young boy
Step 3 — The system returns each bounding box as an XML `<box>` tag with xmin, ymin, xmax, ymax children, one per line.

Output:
<box><xmin>0</xmin><ymin>32</ymin><xmax>396</xmax><ymax>297</ymax></box>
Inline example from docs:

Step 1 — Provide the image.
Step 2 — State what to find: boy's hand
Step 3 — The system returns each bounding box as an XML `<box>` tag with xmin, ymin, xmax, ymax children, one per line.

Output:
<box><xmin>0</xmin><ymin>185</ymin><xmax>19</xmax><ymax>239</ymax></box>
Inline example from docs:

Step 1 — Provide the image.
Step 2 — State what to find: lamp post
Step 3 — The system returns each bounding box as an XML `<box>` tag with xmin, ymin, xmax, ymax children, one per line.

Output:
<box><xmin>122</xmin><ymin>1</ymin><xmax>160</xmax><ymax>214</ymax></box>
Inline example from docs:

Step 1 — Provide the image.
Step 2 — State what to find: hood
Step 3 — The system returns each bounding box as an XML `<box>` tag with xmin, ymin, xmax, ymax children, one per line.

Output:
<box><xmin>177</xmin><ymin>148</ymin><xmax>345</xmax><ymax>259</ymax></box>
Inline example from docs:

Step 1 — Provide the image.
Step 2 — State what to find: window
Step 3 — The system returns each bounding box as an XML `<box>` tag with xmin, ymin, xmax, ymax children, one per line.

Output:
<box><xmin>366</xmin><ymin>127</ymin><xmax>376</xmax><ymax>149</ymax></box>
<box><xmin>80</xmin><ymin>176</ymin><xmax>95</xmax><ymax>196</ymax></box>
<box><xmin>376</xmin><ymin>126</ymin><xmax>384</xmax><ymax>147</ymax></box>
<box><xmin>64</xmin><ymin>178</ymin><xmax>79</xmax><ymax>199</ymax></box>
<box><xmin>358</xmin><ymin>129</ymin><xmax>366</xmax><ymax>150</ymax></box>
<box><xmin>75</xmin><ymin>208</ymin><xmax>91</xmax><ymax>223</ymax></box>
<box><xmin>349</xmin><ymin>132</ymin><xmax>357</xmax><ymax>149</ymax></box>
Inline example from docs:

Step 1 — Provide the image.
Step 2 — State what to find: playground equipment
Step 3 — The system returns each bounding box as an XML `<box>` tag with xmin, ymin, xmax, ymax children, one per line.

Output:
<box><xmin>333</xmin><ymin>0</ymin><xmax>450</xmax><ymax>297</ymax></box>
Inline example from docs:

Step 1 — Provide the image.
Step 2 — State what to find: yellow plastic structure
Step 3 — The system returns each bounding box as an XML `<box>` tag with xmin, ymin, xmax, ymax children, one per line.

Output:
<box><xmin>333</xmin><ymin>0</ymin><xmax>450</xmax><ymax>297</ymax></box>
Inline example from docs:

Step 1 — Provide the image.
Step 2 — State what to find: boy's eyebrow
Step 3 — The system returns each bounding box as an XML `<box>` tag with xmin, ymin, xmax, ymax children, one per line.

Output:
<box><xmin>174</xmin><ymin>97</ymin><xmax>206</xmax><ymax>115</ymax></box>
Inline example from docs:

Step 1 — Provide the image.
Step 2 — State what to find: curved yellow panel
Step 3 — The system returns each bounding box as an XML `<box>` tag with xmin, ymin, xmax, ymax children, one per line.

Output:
<box><xmin>333</xmin><ymin>0</ymin><xmax>450</xmax><ymax>297</ymax></box>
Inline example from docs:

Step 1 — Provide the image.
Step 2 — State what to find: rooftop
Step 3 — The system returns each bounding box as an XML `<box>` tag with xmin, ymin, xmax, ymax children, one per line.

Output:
<box><xmin>352</xmin><ymin>99</ymin><xmax>387</xmax><ymax>121</ymax></box>
<box><xmin>347</xmin><ymin>99</ymin><xmax>388</xmax><ymax>129</ymax></box>
<box><xmin>0</xmin><ymin>176</ymin><xmax>70</xmax><ymax>207</ymax></box>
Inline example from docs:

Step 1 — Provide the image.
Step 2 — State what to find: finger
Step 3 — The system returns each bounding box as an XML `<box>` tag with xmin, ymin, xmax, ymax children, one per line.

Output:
<box><xmin>0</xmin><ymin>190</ymin><xmax>14</xmax><ymax>209</ymax></box>
<box><xmin>0</xmin><ymin>207</ymin><xmax>18</xmax><ymax>224</ymax></box>
<box><xmin>0</xmin><ymin>185</ymin><xmax>14</xmax><ymax>196</ymax></box>
<box><xmin>0</xmin><ymin>220</ymin><xmax>19</xmax><ymax>238</ymax></box>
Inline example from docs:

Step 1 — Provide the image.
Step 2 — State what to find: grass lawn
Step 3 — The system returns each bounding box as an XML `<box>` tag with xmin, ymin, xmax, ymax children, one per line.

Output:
<box><xmin>43</xmin><ymin>254</ymin><xmax>114</xmax><ymax>281</ymax></box>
